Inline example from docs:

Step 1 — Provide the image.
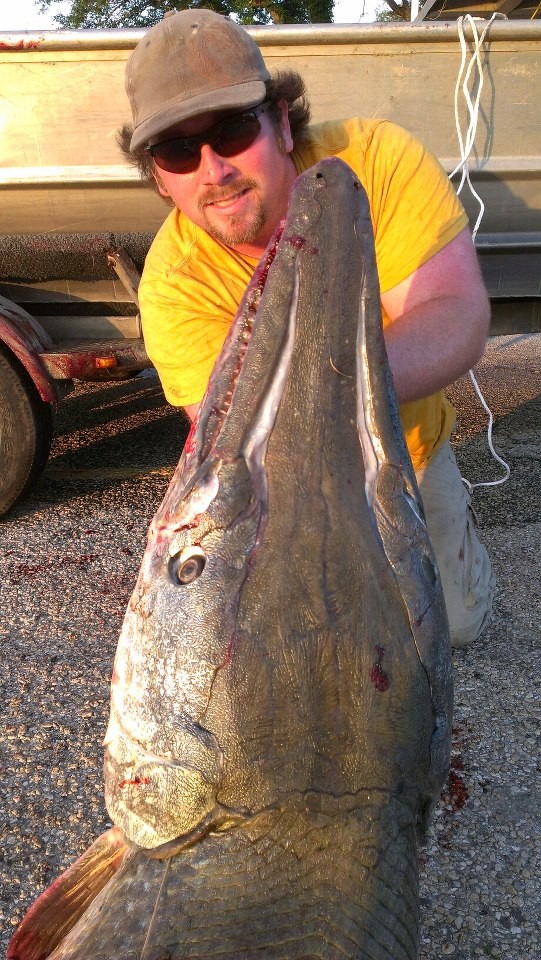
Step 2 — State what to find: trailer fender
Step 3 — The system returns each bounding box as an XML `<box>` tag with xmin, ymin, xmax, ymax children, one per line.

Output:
<box><xmin>0</xmin><ymin>294</ymin><xmax>63</xmax><ymax>405</ymax></box>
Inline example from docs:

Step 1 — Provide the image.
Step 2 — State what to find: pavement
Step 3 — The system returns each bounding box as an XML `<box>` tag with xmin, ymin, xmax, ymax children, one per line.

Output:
<box><xmin>0</xmin><ymin>334</ymin><xmax>539</xmax><ymax>959</ymax></box>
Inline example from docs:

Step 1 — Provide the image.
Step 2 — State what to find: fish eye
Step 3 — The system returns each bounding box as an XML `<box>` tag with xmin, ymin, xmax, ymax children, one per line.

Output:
<box><xmin>170</xmin><ymin>545</ymin><xmax>206</xmax><ymax>585</ymax></box>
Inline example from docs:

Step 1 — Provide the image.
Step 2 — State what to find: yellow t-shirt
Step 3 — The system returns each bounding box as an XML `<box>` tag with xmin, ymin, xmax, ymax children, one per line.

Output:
<box><xmin>138</xmin><ymin>118</ymin><xmax>468</xmax><ymax>469</ymax></box>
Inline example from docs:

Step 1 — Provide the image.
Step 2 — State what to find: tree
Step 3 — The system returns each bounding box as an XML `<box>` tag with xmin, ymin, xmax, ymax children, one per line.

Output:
<box><xmin>38</xmin><ymin>0</ymin><xmax>335</xmax><ymax>28</ymax></box>
<box><xmin>375</xmin><ymin>0</ymin><xmax>410</xmax><ymax>20</ymax></box>
<box><xmin>38</xmin><ymin>0</ymin><xmax>413</xmax><ymax>28</ymax></box>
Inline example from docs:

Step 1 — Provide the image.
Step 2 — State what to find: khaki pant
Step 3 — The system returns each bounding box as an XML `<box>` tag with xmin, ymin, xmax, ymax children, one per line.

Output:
<box><xmin>415</xmin><ymin>441</ymin><xmax>495</xmax><ymax>649</ymax></box>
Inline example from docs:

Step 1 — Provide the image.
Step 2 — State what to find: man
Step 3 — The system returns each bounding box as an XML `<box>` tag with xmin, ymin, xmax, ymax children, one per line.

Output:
<box><xmin>119</xmin><ymin>9</ymin><xmax>494</xmax><ymax>648</ymax></box>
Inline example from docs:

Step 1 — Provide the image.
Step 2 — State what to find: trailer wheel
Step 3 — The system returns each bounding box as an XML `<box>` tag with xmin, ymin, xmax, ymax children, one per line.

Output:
<box><xmin>0</xmin><ymin>346</ymin><xmax>53</xmax><ymax>517</ymax></box>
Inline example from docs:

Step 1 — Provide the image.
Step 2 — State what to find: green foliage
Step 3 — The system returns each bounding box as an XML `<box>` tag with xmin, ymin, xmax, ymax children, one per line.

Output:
<box><xmin>38</xmin><ymin>0</ymin><xmax>335</xmax><ymax>28</ymax></box>
<box><xmin>375</xmin><ymin>0</ymin><xmax>410</xmax><ymax>19</ymax></box>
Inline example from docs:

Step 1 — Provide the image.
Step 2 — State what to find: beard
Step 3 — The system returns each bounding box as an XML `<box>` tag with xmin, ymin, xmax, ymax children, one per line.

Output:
<box><xmin>198</xmin><ymin>178</ymin><xmax>267</xmax><ymax>248</ymax></box>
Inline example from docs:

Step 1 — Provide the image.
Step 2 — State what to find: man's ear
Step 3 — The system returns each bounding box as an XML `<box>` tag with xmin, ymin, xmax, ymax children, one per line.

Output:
<box><xmin>278</xmin><ymin>99</ymin><xmax>294</xmax><ymax>153</ymax></box>
<box><xmin>152</xmin><ymin>167</ymin><xmax>171</xmax><ymax>199</ymax></box>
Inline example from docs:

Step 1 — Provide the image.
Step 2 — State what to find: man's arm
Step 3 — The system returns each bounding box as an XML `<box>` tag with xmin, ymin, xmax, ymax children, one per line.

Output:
<box><xmin>183</xmin><ymin>402</ymin><xmax>200</xmax><ymax>422</ymax></box>
<box><xmin>381</xmin><ymin>226</ymin><xmax>490</xmax><ymax>404</ymax></box>
<box><xmin>183</xmin><ymin>226</ymin><xmax>489</xmax><ymax>422</ymax></box>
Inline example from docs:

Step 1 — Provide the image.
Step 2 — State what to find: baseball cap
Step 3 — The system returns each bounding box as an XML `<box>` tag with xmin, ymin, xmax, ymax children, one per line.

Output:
<box><xmin>126</xmin><ymin>10</ymin><xmax>271</xmax><ymax>151</ymax></box>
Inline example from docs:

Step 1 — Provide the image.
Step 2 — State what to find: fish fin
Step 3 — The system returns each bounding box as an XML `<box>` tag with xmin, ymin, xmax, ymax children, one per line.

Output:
<box><xmin>8</xmin><ymin>826</ymin><xmax>129</xmax><ymax>960</ymax></box>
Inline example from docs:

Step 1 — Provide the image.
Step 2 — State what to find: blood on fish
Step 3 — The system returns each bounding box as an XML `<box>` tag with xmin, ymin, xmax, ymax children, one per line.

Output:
<box><xmin>118</xmin><ymin>777</ymin><xmax>151</xmax><ymax>789</ymax></box>
<box><xmin>286</xmin><ymin>234</ymin><xmax>306</xmax><ymax>249</ymax></box>
<box><xmin>369</xmin><ymin>645</ymin><xmax>390</xmax><ymax>692</ymax></box>
<box><xmin>220</xmin><ymin>634</ymin><xmax>236</xmax><ymax>669</ymax></box>
<box><xmin>253</xmin><ymin>227</ymin><xmax>282</xmax><ymax>293</ymax></box>
<box><xmin>183</xmin><ymin>419</ymin><xmax>198</xmax><ymax>457</ymax></box>
<box><xmin>178</xmin><ymin>517</ymin><xmax>202</xmax><ymax>532</ymax></box>
<box><xmin>198</xmin><ymin>227</ymin><xmax>283</xmax><ymax>438</ymax></box>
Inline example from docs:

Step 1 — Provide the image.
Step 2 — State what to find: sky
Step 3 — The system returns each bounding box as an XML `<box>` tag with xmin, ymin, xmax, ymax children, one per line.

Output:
<box><xmin>0</xmin><ymin>0</ymin><xmax>380</xmax><ymax>32</ymax></box>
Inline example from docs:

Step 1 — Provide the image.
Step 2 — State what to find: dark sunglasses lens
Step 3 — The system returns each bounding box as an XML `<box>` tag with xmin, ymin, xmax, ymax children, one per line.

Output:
<box><xmin>214</xmin><ymin>115</ymin><xmax>262</xmax><ymax>158</ymax></box>
<box><xmin>151</xmin><ymin>112</ymin><xmax>263</xmax><ymax>174</ymax></box>
<box><xmin>152</xmin><ymin>142</ymin><xmax>198</xmax><ymax>175</ymax></box>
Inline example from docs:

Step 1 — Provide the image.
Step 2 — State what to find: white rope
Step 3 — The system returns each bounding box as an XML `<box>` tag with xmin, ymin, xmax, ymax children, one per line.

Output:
<box><xmin>450</xmin><ymin>13</ymin><xmax>511</xmax><ymax>492</ymax></box>
<box><xmin>461</xmin><ymin>367</ymin><xmax>511</xmax><ymax>492</ymax></box>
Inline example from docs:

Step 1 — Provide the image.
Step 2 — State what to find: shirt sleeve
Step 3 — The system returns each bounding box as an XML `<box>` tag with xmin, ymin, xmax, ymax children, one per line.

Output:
<box><xmin>362</xmin><ymin>120</ymin><xmax>469</xmax><ymax>293</ymax></box>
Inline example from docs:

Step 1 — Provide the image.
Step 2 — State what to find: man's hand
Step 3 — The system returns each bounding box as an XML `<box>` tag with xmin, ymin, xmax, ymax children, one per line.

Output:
<box><xmin>381</xmin><ymin>226</ymin><xmax>490</xmax><ymax>403</ymax></box>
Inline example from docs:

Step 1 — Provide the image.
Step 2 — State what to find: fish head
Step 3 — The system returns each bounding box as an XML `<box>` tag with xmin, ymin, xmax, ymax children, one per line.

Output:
<box><xmin>104</xmin><ymin>158</ymin><xmax>452</xmax><ymax>855</ymax></box>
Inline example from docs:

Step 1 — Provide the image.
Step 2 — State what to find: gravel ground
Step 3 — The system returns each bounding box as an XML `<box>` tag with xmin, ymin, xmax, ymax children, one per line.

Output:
<box><xmin>1</xmin><ymin>335</ymin><xmax>540</xmax><ymax>959</ymax></box>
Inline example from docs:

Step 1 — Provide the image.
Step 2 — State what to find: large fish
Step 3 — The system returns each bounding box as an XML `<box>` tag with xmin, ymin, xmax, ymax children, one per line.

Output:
<box><xmin>10</xmin><ymin>158</ymin><xmax>452</xmax><ymax>960</ymax></box>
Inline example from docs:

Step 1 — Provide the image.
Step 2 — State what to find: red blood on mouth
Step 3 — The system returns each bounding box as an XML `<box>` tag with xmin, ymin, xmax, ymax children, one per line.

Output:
<box><xmin>118</xmin><ymin>776</ymin><xmax>151</xmax><ymax>789</ymax></box>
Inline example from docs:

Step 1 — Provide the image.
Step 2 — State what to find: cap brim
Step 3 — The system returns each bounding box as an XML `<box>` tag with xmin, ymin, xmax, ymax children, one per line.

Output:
<box><xmin>130</xmin><ymin>80</ymin><xmax>268</xmax><ymax>151</ymax></box>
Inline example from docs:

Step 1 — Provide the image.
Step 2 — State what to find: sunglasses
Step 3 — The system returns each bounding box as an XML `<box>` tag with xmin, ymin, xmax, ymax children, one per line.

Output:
<box><xmin>145</xmin><ymin>102</ymin><xmax>272</xmax><ymax>175</ymax></box>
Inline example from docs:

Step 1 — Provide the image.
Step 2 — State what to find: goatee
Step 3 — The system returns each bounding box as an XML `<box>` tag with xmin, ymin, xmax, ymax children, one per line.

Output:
<box><xmin>199</xmin><ymin>179</ymin><xmax>266</xmax><ymax>248</ymax></box>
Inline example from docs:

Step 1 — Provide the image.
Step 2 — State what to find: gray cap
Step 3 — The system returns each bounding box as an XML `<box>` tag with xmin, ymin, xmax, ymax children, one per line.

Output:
<box><xmin>126</xmin><ymin>10</ymin><xmax>270</xmax><ymax>151</ymax></box>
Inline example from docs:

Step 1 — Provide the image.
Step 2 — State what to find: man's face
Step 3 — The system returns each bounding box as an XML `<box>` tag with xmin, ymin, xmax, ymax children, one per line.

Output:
<box><xmin>149</xmin><ymin>101</ymin><xmax>297</xmax><ymax>258</ymax></box>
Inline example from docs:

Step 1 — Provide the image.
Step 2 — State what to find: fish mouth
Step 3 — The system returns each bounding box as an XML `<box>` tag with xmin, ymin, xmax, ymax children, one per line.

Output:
<box><xmin>149</xmin><ymin>217</ymin><xmax>292</xmax><ymax>547</ymax></box>
<box><xmin>188</xmin><ymin>221</ymin><xmax>286</xmax><ymax>465</ymax></box>
<box><xmin>189</xmin><ymin>161</ymin><xmax>362</xmax><ymax>477</ymax></box>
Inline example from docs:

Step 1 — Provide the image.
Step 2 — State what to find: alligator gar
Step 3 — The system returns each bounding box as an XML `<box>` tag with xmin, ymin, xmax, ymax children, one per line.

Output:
<box><xmin>10</xmin><ymin>158</ymin><xmax>453</xmax><ymax>960</ymax></box>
